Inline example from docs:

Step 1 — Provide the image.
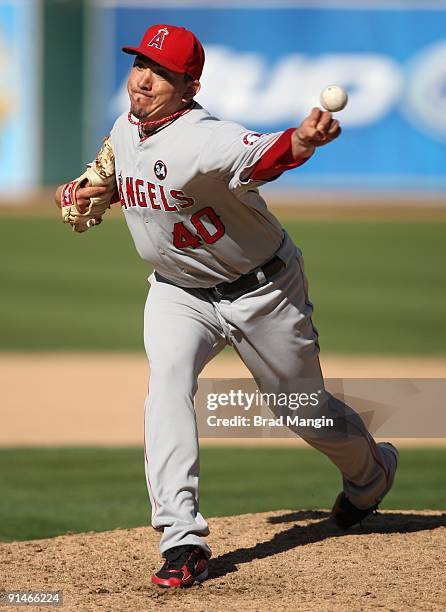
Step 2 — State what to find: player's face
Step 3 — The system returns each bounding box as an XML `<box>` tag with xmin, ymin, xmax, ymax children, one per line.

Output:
<box><xmin>127</xmin><ymin>55</ymin><xmax>198</xmax><ymax>121</ymax></box>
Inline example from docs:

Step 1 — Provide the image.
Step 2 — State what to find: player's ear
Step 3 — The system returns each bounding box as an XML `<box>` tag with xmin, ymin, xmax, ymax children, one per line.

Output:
<box><xmin>182</xmin><ymin>78</ymin><xmax>201</xmax><ymax>102</ymax></box>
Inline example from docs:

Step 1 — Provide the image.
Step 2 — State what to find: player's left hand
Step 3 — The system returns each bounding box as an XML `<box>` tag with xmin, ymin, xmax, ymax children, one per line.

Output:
<box><xmin>58</xmin><ymin>136</ymin><xmax>117</xmax><ymax>233</ymax></box>
<box><xmin>295</xmin><ymin>107</ymin><xmax>341</xmax><ymax>148</ymax></box>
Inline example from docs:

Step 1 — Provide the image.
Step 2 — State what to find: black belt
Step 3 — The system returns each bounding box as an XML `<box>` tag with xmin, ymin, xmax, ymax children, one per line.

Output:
<box><xmin>155</xmin><ymin>254</ymin><xmax>285</xmax><ymax>301</ymax></box>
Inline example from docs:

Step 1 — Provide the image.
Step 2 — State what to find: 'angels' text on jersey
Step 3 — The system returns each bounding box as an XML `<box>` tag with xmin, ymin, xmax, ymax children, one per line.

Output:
<box><xmin>118</xmin><ymin>173</ymin><xmax>196</xmax><ymax>212</ymax></box>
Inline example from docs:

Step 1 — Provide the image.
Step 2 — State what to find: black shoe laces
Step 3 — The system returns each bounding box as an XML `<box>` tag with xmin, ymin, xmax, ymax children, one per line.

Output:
<box><xmin>163</xmin><ymin>545</ymin><xmax>195</xmax><ymax>571</ymax></box>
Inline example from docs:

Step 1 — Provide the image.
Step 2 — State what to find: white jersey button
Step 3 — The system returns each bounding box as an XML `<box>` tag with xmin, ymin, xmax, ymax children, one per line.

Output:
<box><xmin>159</xmin><ymin>248</ymin><xmax>165</xmax><ymax>255</ymax></box>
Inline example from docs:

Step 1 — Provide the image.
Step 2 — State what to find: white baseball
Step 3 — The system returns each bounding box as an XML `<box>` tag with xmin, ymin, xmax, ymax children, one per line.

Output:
<box><xmin>320</xmin><ymin>85</ymin><xmax>348</xmax><ymax>112</ymax></box>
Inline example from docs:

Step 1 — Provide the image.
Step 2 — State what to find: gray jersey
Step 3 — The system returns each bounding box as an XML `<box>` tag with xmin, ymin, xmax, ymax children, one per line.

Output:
<box><xmin>110</xmin><ymin>102</ymin><xmax>286</xmax><ymax>288</ymax></box>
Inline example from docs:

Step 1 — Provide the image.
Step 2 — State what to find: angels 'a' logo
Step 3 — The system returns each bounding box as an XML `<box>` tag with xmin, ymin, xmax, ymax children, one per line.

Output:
<box><xmin>154</xmin><ymin>160</ymin><xmax>167</xmax><ymax>180</ymax></box>
<box><xmin>242</xmin><ymin>132</ymin><xmax>263</xmax><ymax>146</ymax></box>
<box><xmin>148</xmin><ymin>27</ymin><xmax>169</xmax><ymax>50</ymax></box>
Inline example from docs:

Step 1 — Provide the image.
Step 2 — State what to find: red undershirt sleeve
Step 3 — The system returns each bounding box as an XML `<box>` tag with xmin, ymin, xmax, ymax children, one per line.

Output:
<box><xmin>246</xmin><ymin>127</ymin><xmax>314</xmax><ymax>182</ymax></box>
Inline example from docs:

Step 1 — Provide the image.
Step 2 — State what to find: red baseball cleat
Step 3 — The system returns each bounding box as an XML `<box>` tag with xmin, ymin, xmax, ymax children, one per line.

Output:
<box><xmin>331</xmin><ymin>442</ymin><xmax>399</xmax><ymax>529</ymax></box>
<box><xmin>331</xmin><ymin>491</ymin><xmax>379</xmax><ymax>529</ymax></box>
<box><xmin>151</xmin><ymin>545</ymin><xmax>209</xmax><ymax>588</ymax></box>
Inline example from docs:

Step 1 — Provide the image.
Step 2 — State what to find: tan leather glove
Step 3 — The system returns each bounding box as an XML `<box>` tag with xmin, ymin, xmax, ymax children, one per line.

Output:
<box><xmin>58</xmin><ymin>136</ymin><xmax>117</xmax><ymax>233</ymax></box>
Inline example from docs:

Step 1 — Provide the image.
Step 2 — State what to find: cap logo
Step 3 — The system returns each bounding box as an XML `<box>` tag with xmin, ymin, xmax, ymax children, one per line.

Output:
<box><xmin>148</xmin><ymin>27</ymin><xmax>169</xmax><ymax>50</ymax></box>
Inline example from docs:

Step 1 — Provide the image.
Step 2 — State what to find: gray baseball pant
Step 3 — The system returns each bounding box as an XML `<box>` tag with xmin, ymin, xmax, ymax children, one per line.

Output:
<box><xmin>143</xmin><ymin>233</ymin><xmax>396</xmax><ymax>558</ymax></box>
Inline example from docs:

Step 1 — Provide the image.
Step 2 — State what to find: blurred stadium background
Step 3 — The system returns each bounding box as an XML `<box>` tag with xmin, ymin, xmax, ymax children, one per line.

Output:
<box><xmin>0</xmin><ymin>0</ymin><xmax>445</xmax><ymax>541</ymax></box>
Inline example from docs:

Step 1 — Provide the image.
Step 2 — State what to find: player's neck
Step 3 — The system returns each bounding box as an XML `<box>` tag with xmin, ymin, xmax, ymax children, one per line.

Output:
<box><xmin>131</xmin><ymin>101</ymin><xmax>194</xmax><ymax>138</ymax></box>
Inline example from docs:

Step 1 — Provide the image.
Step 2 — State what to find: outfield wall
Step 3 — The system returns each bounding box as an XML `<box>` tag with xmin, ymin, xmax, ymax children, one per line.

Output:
<box><xmin>86</xmin><ymin>1</ymin><xmax>446</xmax><ymax>195</ymax></box>
<box><xmin>1</xmin><ymin>1</ymin><xmax>446</xmax><ymax>198</ymax></box>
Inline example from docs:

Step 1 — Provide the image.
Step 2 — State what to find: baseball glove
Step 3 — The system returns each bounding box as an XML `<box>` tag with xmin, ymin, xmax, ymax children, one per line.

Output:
<box><xmin>58</xmin><ymin>136</ymin><xmax>117</xmax><ymax>233</ymax></box>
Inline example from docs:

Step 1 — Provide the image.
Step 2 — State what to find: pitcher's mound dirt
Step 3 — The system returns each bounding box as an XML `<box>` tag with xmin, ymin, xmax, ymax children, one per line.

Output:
<box><xmin>1</xmin><ymin>510</ymin><xmax>445</xmax><ymax>611</ymax></box>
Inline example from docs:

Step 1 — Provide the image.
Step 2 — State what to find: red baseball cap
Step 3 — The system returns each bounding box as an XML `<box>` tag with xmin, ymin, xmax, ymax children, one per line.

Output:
<box><xmin>122</xmin><ymin>24</ymin><xmax>205</xmax><ymax>81</ymax></box>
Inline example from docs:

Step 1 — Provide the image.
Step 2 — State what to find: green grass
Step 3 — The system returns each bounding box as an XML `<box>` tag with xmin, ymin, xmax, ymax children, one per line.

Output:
<box><xmin>0</xmin><ymin>218</ymin><xmax>149</xmax><ymax>351</ymax></box>
<box><xmin>0</xmin><ymin>446</ymin><xmax>445</xmax><ymax>542</ymax></box>
<box><xmin>1</xmin><ymin>217</ymin><xmax>445</xmax><ymax>353</ymax></box>
<box><xmin>293</xmin><ymin>221</ymin><xmax>446</xmax><ymax>354</ymax></box>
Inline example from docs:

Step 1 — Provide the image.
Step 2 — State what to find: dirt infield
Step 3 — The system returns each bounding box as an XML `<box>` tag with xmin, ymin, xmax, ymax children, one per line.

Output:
<box><xmin>1</xmin><ymin>352</ymin><xmax>445</xmax><ymax>446</ymax></box>
<box><xmin>3</xmin><ymin>189</ymin><xmax>446</xmax><ymax>220</ymax></box>
<box><xmin>1</xmin><ymin>509</ymin><xmax>445</xmax><ymax>611</ymax></box>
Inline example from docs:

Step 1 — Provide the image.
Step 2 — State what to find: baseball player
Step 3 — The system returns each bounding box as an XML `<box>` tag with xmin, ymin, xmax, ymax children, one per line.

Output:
<box><xmin>55</xmin><ymin>24</ymin><xmax>398</xmax><ymax>588</ymax></box>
